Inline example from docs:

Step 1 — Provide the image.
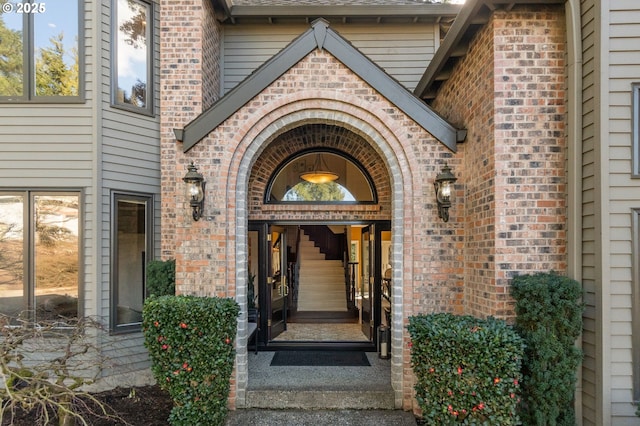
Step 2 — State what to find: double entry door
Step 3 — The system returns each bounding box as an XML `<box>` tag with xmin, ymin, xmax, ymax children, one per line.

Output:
<box><xmin>248</xmin><ymin>221</ymin><xmax>389</xmax><ymax>349</ymax></box>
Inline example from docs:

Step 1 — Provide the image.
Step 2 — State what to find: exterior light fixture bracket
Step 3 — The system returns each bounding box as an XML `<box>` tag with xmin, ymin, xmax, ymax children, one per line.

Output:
<box><xmin>183</xmin><ymin>162</ymin><xmax>205</xmax><ymax>221</ymax></box>
<box><xmin>433</xmin><ymin>162</ymin><xmax>457</xmax><ymax>222</ymax></box>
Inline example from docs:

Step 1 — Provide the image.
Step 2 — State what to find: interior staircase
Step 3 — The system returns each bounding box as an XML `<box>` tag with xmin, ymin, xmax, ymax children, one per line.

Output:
<box><xmin>296</xmin><ymin>233</ymin><xmax>347</xmax><ymax>312</ymax></box>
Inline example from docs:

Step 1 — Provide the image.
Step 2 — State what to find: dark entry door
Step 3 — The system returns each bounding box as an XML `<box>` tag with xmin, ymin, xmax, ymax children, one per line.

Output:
<box><xmin>361</xmin><ymin>225</ymin><xmax>374</xmax><ymax>340</ymax></box>
<box><xmin>269</xmin><ymin>225</ymin><xmax>288</xmax><ymax>339</ymax></box>
<box><xmin>360</xmin><ymin>223</ymin><xmax>391</xmax><ymax>343</ymax></box>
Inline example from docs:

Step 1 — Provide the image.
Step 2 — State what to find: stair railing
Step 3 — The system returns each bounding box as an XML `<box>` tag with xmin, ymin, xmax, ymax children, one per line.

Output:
<box><xmin>291</xmin><ymin>226</ymin><xmax>301</xmax><ymax>311</ymax></box>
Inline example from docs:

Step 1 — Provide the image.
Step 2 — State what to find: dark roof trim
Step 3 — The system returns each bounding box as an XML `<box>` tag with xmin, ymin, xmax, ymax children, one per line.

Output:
<box><xmin>225</xmin><ymin>4</ymin><xmax>462</xmax><ymax>18</ymax></box>
<box><xmin>414</xmin><ymin>0</ymin><xmax>566</xmax><ymax>99</ymax></box>
<box><xmin>413</xmin><ymin>0</ymin><xmax>487</xmax><ymax>97</ymax></box>
<box><xmin>176</xmin><ymin>19</ymin><xmax>462</xmax><ymax>152</ymax></box>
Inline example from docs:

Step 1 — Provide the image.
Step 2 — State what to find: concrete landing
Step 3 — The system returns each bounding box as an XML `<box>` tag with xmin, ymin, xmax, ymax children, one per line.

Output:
<box><xmin>244</xmin><ymin>351</ymin><xmax>394</xmax><ymax>409</ymax></box>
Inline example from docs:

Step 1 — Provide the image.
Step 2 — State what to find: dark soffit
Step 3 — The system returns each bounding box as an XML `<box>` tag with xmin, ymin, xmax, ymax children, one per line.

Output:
<box><xmin>414</xmin><ymin>0</ymin><xmax>566</xmax><ymax>101</ymax></box>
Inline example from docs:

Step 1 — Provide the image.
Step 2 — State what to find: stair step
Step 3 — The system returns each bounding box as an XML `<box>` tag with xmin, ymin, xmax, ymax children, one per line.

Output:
<box><xmin>297</xmin><ymin>233</ymin><xmax>348</xmax><ymax>313</ymax></box>
<box><xmin>245</xmin><ymin>389</ymin><xmax>395</xmax><ymax>409</ymax></box>
<box><xmin>297</xmin><ymin>279</ymin><xmax>344</xmax><ymax>287</ymax></box>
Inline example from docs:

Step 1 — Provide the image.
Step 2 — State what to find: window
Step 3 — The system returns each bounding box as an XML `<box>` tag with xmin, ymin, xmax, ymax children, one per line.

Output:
<box><xmin>111</xmin><ymin>193</ymin><xmax>152</xmax><ymax>332</ymax></box>
<box><xmin>112</xmin><ymin>0</ymin><xmax>152</xmax><ymax>114</ymax></box>
<box><xmin>0</xmin><ymin>192</ymin><xmax>80</xmax><ymax>323</ymax></box>
<box><xmin>633</xmin><ymin>84</ymin><xmax>640</xmax><ymax>177</ymax></box>
<box><xmin>0</xmin><ymin>0</ymin><xmax>81</xmax><ymax>101</ymax></box>
<box><xmin>266</xmin><ymin>151</ymin><xmax>377</xmax><ymax>204</ymax></box>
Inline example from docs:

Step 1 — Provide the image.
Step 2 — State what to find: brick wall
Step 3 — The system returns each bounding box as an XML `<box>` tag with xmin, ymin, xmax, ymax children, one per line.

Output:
<box><xmin>162</xmin><ymin>47</ymin><xmax>464</xmax><ymax>410</ymax></box>
<box><xmin>159</xmin><ymin>6</ymin><xmax>567</xmax><ymax>410</ymax></box>
<box><xmin>160</xmin><ymin>0</ymin><xmax>220</xmax><ymax>259</ymax></box>
<box><xmin>432</xmin><ymin>5</ymin><xmax>567</xmax><ymax>320</ymax></box>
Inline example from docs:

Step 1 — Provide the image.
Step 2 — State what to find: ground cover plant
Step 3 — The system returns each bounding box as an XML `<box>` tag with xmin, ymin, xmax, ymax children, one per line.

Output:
<box><xmin>408</xmin><ymin>313</ymin><xmax>524</xmax><ymax>425</ymax></box>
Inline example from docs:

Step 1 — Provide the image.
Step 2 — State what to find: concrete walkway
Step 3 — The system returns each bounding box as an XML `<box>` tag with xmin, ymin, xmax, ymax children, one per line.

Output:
<box><xmin>225</xmin><ymin>408</ymin><xmax>417</xmax><ymax>425</ymax></box>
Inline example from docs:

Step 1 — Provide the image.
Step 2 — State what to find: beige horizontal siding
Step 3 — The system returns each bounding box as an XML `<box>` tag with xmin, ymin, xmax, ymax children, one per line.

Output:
<box><xmin>96</xmin><ymin>0</ymin><xmax>161</xmax><ymax>374</ymax></box>
<box><xmin>605</xmin><ymin>0</ymin><xmax>640</xmax><ymax>421</ymax></box>
<box><xmin>580</xmin><ymin>0</ymin><xmax>597</xmax><ymax>423</ymax></box>
<box><xmin>222</xmin><ymin>23</ymin><xmax>436</xmax><ymax>93</ymax></box>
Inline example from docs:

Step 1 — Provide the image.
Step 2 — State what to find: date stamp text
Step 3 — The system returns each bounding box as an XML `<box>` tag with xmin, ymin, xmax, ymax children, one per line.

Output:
<box><xmin>2</xmin><ymin>2</ymin><xmax>47</xmax><ymax>14</ymax></box>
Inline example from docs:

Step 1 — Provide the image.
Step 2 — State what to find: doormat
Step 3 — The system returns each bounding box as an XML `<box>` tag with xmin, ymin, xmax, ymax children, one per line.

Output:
<box><xmin>270</xmin><ymin>351</ymin><xmax>371</xmax><ymax>367</ymax></box>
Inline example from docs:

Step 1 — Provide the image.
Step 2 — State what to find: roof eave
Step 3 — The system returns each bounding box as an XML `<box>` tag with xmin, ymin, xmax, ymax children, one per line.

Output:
<box><xmin>414</xmin><ymin>0</ymin><xmax>566</xmax><ymax>99</ymax></box>
<box><xmin>176</xmin><ymin>19</ymin><xmax>463</xmax><ymax>153</ymax></box>
<box><xmin>227</xmin><ymin>4</ymin><xmax>463</xmax><ymax>18</ymax></box>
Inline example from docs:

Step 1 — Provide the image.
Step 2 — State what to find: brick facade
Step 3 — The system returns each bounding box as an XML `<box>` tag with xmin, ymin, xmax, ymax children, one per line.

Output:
<box><xmin>159</xmin><ymin>4</ymin><xmax>567</xmax><ymax>413</ymax></box>
<box><xmin>160</xmin><ymin>0</ymin><xmax>220</xmax><ymax>259</ymax></box>
<box><xmin>432</xmin><ymin>5</ymin><xmax>567</xmax><ymax>321</ymax></box>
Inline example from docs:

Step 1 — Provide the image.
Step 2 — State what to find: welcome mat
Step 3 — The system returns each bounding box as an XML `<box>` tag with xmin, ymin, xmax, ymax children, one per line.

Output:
<box><xmin>270</xmin><ymin>351</ymin><xmax>371</xmax><ymax>367</ymax></box>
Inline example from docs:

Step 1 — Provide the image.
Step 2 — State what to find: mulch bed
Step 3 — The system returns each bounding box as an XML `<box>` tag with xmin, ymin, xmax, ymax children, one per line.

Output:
<box><xmin>2</xmin><ymin>385</ymin><xmax>173</xmax><ymax>426</ymax></box>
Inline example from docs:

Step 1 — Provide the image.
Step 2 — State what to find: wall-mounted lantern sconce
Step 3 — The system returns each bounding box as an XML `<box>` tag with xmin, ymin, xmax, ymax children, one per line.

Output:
<box><xmin>183</xmin><ymin>162</ymin><xmax>205</xmax><ymax>221</ymax></box>
<box><xmin>434</xmin><ymin>163</ymin><xmax>457</xmax><ymax>222</ymax></box>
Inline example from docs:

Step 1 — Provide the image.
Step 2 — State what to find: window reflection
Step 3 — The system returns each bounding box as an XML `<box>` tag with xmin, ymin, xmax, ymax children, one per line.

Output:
<box><xmin>0</xmin><ymin>3</ymin><xmax>24</xmax><ymax>96</ymax></box>
<box><xmin>0</xmin><ymin>195</ymin><xmax>24</xmax><ymax>318</ymax></box>
<box><xmin>34</xmin><ymin>195</ymin><xmax>79</xmax><ymax>322</ymax></box>
<box><xmin>0</xmin><ymin>0</ymin><xmax>80</xmax><ymax>99</ymax></box>
<box><xmin>34</xmin><ymin>2</ymin><xmax>79</xmax><ymax>97</ymax></box>
<box><xmin>0</xmin><ymin>193</ymin><xmax>80</xmax><ymax>324</ymax></box>
<box><xmin>115</xmin><ymin>0</ymin><xmax>150</xmax><ymax>110</ymax></box>
<box><xmin>283</xmin><ymin>181</ymin><xmax>354</xmax><ymax>202</ymax></box>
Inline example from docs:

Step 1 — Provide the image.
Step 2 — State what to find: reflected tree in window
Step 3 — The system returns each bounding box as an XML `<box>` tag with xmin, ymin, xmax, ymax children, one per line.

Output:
<box><xmin>0</xmin><ymin>1</ymin><xmax>79</xmax><ymax>99</ymax></box>
<box><xmin>0</xmin><ymin>13</ymin><xmax>24</xmax><ymax>96</ymax></box>
<box><xmin>34</xmin><ymin>195</ymin><xmax>79</xmax><ymax>322</ymax></box>
<box><xmin>0</xmin><ymin>194</ymin><xmax>79</xmax><ymax>323</ymax></box>
<box><xmin>284</xmin><ymin>182</ymin><xmax>349</xmax><ymax>202</ymax></box>
<box><xmin>0</xmin><ymin>196</ymin><xmax>24</xmax><ymax>318</ymax></box>
<box><xmin>35</xmin><ymin>33</ymin><xmax>79</xmax><ymax>96</ymax></box>
<box><xmin>116</xmin><ymin>0</ymin><xmax>150</xmax><ymax>109</ymax></box>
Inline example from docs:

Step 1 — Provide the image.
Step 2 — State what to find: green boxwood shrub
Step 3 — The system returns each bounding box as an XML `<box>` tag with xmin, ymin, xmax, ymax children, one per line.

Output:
<box><xmin>511</xmin><ymin>272</ymin><xmax>583</xmax><ymax>426</ymax></box>
<box><xmin>142</xmin><ymin>295</ymin><xmax>239</xmax><ymax>426</ymax></box>
<box><xmin>408</xmin><ymin>313</ymin><xmax>524</xmax><ymax>425</ymax></box>
<box><xmin>146</xmin><ymin>259</ymin><xmax>176</xmax><ymax>297</ymax></box>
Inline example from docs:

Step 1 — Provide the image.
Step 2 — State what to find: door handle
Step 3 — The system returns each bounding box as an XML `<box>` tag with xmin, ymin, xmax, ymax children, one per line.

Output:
<box><xmin>279</xmin><ymin>277</ymin><xmax>288</xmax><ymax>296</ymax></box>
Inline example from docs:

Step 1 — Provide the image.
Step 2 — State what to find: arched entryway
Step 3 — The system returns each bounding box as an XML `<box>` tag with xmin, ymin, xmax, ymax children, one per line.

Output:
<box><xmin>233</xmin><ymin>108</ymin><xmax>411</xmax><ymax>408</ymax></box>
<box><xmin>248</xmin><ymin>124</ymin><xmax>392</xmax><ymax>350</ymax></box>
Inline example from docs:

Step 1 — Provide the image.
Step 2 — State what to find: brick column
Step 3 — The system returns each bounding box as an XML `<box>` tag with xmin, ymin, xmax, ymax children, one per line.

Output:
<box><xmin>432</xmin><ymin>5</ymin><xmax>567</xmax><ymax>320</ymax></box>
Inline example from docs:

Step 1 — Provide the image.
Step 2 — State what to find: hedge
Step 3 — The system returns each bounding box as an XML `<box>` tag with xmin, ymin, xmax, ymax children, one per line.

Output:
<box><xmin>142</xmin><ymin>295</ymin><xmax>239</xmax><ymax>426</ymax></box>
<box><xmin>408</xmin><ymin>313</ymin><xmax>524</xmax><ymax>425</ymax></box>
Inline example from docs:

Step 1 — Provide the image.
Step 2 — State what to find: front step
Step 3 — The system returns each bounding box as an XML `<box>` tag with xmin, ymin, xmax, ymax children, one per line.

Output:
<box><xmin>245</xmin><ymin>388</ymin><xmax>395</xmax><ymax>409</ymax></box>
<box><xmin>226</xmin><ymin>409</ymin><xmax>417</xmax><ymax>426</ymax></box>
<box><xmin>245</xmin><ymin>352</ymin><xmax>394</xmax><ymax>410</ymax></box>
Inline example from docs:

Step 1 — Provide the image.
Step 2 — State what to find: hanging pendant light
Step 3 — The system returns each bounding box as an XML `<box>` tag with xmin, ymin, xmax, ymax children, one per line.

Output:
<box><xmin>300</xmin><ymin>153</ymin><xmax>339</xmax><ymax>184</ymax></box>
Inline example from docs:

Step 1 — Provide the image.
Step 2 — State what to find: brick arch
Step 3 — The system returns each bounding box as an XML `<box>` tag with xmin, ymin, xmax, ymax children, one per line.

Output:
<box><xmin>234</xmin><ymin>107</ymin><xmax>410</xmax><ymax>407</ymax></box>
<box><xmin>248</xmin><ymin>123</ymin><xmax>391</xmax><ymax>220</ymax></box>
